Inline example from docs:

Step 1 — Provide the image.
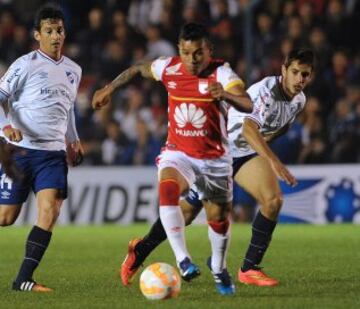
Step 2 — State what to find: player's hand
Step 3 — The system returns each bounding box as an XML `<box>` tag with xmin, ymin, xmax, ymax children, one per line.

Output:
<box><xmin>92</xmin><ymin>85</ymin><xmax>112</xmax><ymax>110</ymax></box>
<box><xmin>207</xmin><ymin>82</ymin><xmax>225</xmax><ymax>100</ymax></box>
<box><xmin>269</xmin><ymin>157</ymin><xmax>297</xmax><ymax>187</ymax></box>
<box><xmin>67</xmin><ymin>140</ymin><xmax>84</xmax><ymax>167</ymax></box>
<box><xmin>2</xmin><ymin>125</ymin><xmax>23</xmax><ymax>143</ymax></box>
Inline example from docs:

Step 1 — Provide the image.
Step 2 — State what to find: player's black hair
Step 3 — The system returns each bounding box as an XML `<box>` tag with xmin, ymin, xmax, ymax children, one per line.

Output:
<box><xmin>179</xmin><ymin>23</ymin><xmax>211</xmax><ymax>44</ymax></box>
<box><xmin>284</xmin><ymin>48</ymin><xmax>315</xmax><ymax>70</ymax></box>
<box><xmin>34</xmin><ymin>3</ymin><xmax>65</xmax><ymax>31</ymax></box>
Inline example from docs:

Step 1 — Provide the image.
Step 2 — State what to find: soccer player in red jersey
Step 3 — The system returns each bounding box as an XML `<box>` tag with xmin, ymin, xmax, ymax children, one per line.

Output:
<box><xmin>119</xmin><ymin>49</ymin><xmax>314</xmax><ymax>288</ymax></box>
<box><xmin>92</xmin><ymin>23</ymin><xmax>252</xmax><ymax>295</ymax></box>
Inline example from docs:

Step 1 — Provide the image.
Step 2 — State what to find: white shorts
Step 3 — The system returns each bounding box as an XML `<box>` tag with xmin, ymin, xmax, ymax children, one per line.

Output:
<box><xmin>157</xmin><ymin>150</ymin><xmax>233</xmax><ymax>204</ymax></box>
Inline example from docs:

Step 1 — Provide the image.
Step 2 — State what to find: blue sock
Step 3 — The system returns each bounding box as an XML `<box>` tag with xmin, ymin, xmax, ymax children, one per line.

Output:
<box><xmin>14</xmin><ymin>225</ymin><xmax>52</xmax><ymax>285</ymax></box>
<box><xmin>242</xmin><ymin>211</ymin><xmax>277</xmax><ymax>271</ymax></box>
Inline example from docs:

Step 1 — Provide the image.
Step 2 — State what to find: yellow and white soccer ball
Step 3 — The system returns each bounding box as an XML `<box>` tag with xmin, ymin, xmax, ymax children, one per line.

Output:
<box><xmin>139</xmin><ymin>263</ymin><xmax>181</xmax><ymax>300</ymax></box>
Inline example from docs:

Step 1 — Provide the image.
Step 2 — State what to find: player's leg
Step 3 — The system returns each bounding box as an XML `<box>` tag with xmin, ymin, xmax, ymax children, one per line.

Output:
<box><xmin>204</xmin><ymin>200</ymin><xmax>235</xmax><ymax>295</ymax></box>
<box><xmin>0</xmin><ymin>204</ymin><xmax>22</xmax><ymax>226</ymax></box>
<box><xmin>158</xmin><ymin>166</ymin><xmax>201</xmax><ymax>281</ymax></box>
<box><xmin>13</xmin><ymin>189</ymin><xmax>63</xmax><ymax>292</ymax></box>
<box><xmin>235</xmin><ymin>156</ymin><xmax>282</xmax><ymax>286</ymax></box>
<box><xmin>0</xmin><ymin>148</ymin><xmax>25</xmax><ymax>226</ymax></box>
<box><xmin>12</xmin><ymin>149</ymin><xmax>67</xmax><ymax>292</ymax></box>
<box><xmin>120</xmin><ymin>195</ymin><xmax>203</xmax><ymax>285</ymax></box>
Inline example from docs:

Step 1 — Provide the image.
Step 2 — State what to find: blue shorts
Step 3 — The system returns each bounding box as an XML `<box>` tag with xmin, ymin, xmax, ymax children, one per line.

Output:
<box><xmin>185</xmin><ymin>154</ymin><xmax>257</xmax><ymax>208</ymax></box>
<box><xmin>0</xmin><ymin>146</ymin><xmax>68</xmax><ymax>204</ymax></box>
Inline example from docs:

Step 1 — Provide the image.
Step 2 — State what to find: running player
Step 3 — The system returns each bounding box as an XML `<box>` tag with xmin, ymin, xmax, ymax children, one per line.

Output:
<box><xmin>92</xmin><ymin>23</ymin><xmax>253</xmax><ymax>295</ymax></box>
<box><xmin>0</xmin><ymin>5</ymin><xmax>83</xmax><ymax>292</ymax></box>
<box><xmin>120</xmin><ymin>48</ymin><xmax>314</xmax><ymax>287</ymax></box>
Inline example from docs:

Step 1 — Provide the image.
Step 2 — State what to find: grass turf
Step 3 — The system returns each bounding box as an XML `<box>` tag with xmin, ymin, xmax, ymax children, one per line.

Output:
<box><xmin>1</xmin><ymin>224</ymin><xmax>359</xmax><ymax>309</ymax></box>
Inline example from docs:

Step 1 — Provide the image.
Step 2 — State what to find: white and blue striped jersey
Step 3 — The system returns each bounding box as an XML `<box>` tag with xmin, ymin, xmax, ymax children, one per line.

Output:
<box><xmin>0</xmin><ymin>49</ymin><xmax>81</xmax><ymax>151</ymax></box>
<box><xmin>228</xmin><ymin>76</ymin><xmax>306</xmax><ymax>158</ymax></box>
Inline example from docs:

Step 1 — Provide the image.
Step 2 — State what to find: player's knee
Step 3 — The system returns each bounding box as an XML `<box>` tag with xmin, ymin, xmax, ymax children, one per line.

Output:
<box><xmin>263</xmin><ymin>194</ymin><xmax>283</xmax><ymax>219</ymax></box>
<box><xmin>0</xmin><ymin>212</ymin><xmax>16</xmax><ymax>226</ymax></box>
<box><xmin>206</xmin><ymin>203</ymin><xmax>231</xmax><ymax>222</ymax></box>
<box><xmin>38</xmin><ymin>201</ymin><xmax>61</xmax><ymax>225</ymax></box>
<box><xmin>183</xmin><ymin>211</ymin><xmax>196</xmax><ymax>226</ymax></box>
<box><xmin>159</xmin><ymin>179</ymin><xmax>180</xmax><ymax>206</ymax></box>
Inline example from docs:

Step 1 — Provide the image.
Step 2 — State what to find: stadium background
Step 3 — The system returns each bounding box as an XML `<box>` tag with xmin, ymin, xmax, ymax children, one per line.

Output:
<box><xmin>1</xmin><ymin>0</ymin><xmax>360</xmax><ymax>224</ymax></box>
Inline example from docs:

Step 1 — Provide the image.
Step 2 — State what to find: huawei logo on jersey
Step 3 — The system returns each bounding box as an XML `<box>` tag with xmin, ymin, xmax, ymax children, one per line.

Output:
<box><xmin>174</xmin><ymin>103</ymin><xmax>207</xmax><ymax>137</ymax></box>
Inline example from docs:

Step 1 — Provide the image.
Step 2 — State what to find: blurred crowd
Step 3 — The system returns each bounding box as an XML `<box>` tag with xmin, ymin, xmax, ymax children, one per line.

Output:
<box><xmin>1</xmin><ymin>0</ymin><xmax>360</xmax><ymax>165</ymax></box>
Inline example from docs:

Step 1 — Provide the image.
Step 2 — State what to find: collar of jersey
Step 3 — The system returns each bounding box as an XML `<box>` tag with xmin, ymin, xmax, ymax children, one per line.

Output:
<box><xmin>37</xmin><ymin>49</ymin><xmax>64</xmax><ymax>65</ymax></box>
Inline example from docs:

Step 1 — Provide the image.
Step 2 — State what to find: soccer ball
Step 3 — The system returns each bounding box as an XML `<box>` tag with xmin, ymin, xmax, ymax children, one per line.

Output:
<box><xmin>139</xmin><ymin>263</ymin><xmax>181</xmax><ymax>300</ymax></box>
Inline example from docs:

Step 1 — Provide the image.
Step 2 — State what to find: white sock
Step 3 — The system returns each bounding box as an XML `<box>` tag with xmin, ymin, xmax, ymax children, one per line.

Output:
<box><xmin>159</xmin><ymin>205</ymin><xmax>189</xmax><ymax>263</ymax></box>
<box><xmin>208</xmin><ymin>224</ymin><xmax>230</xmax><ymax>273</ymax></box>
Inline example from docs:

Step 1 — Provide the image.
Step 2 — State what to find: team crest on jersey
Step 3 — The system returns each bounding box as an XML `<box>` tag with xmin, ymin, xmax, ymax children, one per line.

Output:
<box><xmin>66</xmin><ymin>71</ymin><xmax>75</xmax><ymax>84</ymax></box>
<box><xmin>174</xmin><ymin>103</ymin><xmax>207</xmax><ymax>130</ymax></box>
<box><xmin>165</xmin><ymin>63</ymin><xmax>182</xmax><ymax>75</ymax></box>
<box><xmin>198</xmin><ymin>79</ymin><xmax>208</xmax><ymax>94</ymax></box>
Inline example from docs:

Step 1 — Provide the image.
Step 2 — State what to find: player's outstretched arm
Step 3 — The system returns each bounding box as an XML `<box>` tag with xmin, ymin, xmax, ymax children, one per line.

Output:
<box><xmin>242</xmin><ymin>118</ymin><xmax>297</xmax><ymax>187</ymax></box>
<box><xmin>208</xmin><ymin>82</ymin><xmax>253</xmax><ymax>113</ymax></box>
<box><xmin>92</xmin><ymin>62</ymin><xmax>154</xmax><ymax>110</ymax></box>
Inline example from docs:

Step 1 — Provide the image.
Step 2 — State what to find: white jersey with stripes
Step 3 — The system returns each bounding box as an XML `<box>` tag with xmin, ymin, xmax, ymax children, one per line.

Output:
<box><xmin>0</xmin><ymin>50</ymin><xmax>81</xmax><ymax>151</ymax></box>
<box><xmin>228</xmin><ymin>76</ymin><xmax>306</xmax><ymax>158</ymax></box>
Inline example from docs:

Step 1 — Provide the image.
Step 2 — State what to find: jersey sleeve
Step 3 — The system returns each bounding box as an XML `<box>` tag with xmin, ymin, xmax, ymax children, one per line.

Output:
<box><xmin>66</xmin><ymin>106</ymin><xmax>79</xmax><ymax>143</ymax></box>
<box><xmin>216</xmin><ymin>63</ymin><xmax>245</xmax><ymax>91</ymax></box>
<box><xmin>150</xmin><ymin>57</ymin><xmax>172</xmax><ymax>81</ymax></box>
<box><xmin>75</xmin><ymin>66</ymin><xmax>82</xmax><ymax>90</ymax></box>
<box><xmin>0</xmin><ymin>57</ymin><xmax>29</xmax><ymax>98</ymax></box>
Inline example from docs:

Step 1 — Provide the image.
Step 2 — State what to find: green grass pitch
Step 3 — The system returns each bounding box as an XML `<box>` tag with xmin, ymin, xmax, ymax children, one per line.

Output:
<box><xmin>1</xmin><ymin>224</ymin><xmax>359</xmax><ymax>309</ymax></box>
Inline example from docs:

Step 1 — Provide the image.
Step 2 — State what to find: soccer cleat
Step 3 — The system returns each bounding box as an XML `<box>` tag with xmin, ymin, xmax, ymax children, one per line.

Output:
<box><xmin>12</xmin><ymin>280</ymin><xmax>53</xmax><ymax>292</ymax></box>
<box><xmin>238</xmin><ymin>268</ymin><xmax>279</xmax><ymax>286</ymax></box>
<box><xmin>207</xmin><ymin>257</ymin><xmax>235</xmax><ymax>295</ymax></box>
<box><xmin>177</xmin><ymin>257</ymin><xmax>200</xmax><ymax>282</ymax></box>
<box><xmin>120</xmin><ymin>238</ymin><xmax>143</xmax><ymax>286</ymax></box>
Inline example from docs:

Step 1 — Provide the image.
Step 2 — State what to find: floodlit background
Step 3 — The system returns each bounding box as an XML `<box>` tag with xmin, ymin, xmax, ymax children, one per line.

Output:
<box><xmin>1</xmin><ymin>0</ymin><xmax>359</xmax><ymax>224</ymax></box>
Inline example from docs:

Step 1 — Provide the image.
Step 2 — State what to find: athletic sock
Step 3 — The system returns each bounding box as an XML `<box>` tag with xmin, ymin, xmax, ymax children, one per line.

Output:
<box><xmin>208</xmin><ymin>220</ymin><xmax>230</xmax><ymax>273</ymax></box>
<box><xmin>241</xmin><ymin>211</ymin><xmax>277</xmax><ymax>272</ymax></box>
<box><xmin>133</xmin><ymin>218</ymin><xmax>167</xmax><ymax>267</ymax></box>
<box><xmin>160</xmin><ymin>205</ymin><xmax>189</xmax><ymax>263</ymax></box>
<box><xmin>14</xmin><ymin>225</ymin><xmax>52</xmax><ymax>285</ymax></box>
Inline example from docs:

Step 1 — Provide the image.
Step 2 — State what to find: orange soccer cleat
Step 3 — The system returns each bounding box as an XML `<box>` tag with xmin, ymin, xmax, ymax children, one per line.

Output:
<box><xmin>238</xmin><ymin>268</ymin><xmax>279</xmax><ymax>287</ymax></box>
<box><xmin>31</xmin><ymin>283</ymin><xmax>53</xmax><ymax>292</ymax></box>
<box><xmin>120</xmin><ymin>238</ymin><xmax>143</xmax><ymax>286</ymax></box>
<box><xmin>13</xmin><ymin>280</ymin><xmax>53</xmax><ymax>292</ymax></box>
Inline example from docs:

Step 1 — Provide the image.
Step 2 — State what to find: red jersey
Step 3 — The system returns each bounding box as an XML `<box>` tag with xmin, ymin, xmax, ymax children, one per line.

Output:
<box><xmin>151</xmin><ymin>56</ymin><xmax>243</xmax><ymax>159</ymax></box>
